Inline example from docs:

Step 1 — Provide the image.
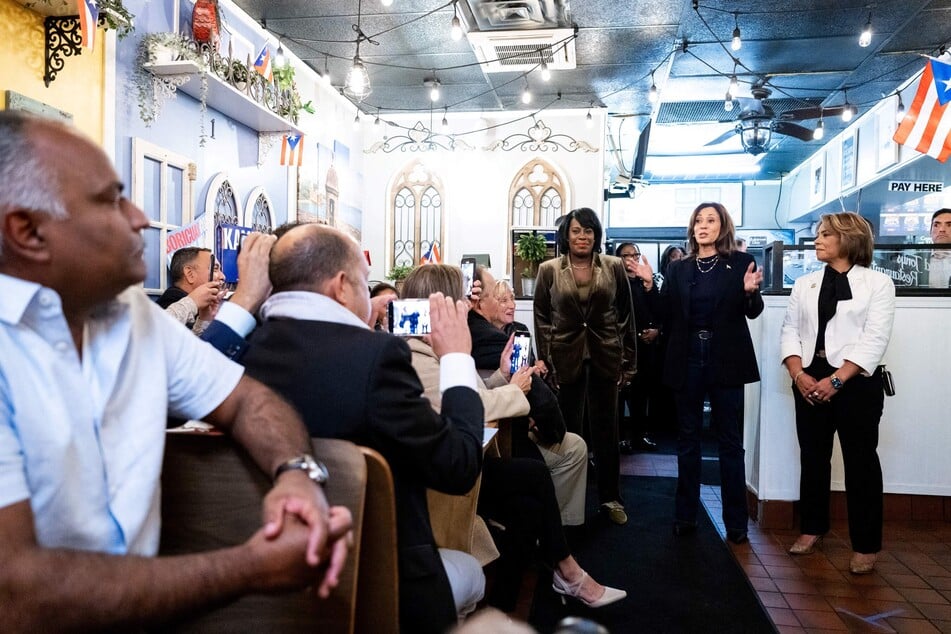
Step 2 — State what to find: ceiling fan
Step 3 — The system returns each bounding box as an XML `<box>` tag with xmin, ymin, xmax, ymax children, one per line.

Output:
<box><xmin>706</xmin><ymin>82</ymin><xmax>847</xmax><ymax>155</ymax></box>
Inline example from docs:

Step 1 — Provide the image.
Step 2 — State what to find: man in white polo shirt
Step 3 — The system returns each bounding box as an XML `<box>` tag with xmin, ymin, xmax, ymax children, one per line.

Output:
<box><xmin>0</xmin><ymin>111</ymin><xmax>352</xmax><ymax>630</ymax></box>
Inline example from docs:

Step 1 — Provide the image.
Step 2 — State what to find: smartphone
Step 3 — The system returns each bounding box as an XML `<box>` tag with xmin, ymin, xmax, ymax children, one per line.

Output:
<box><xmin>509</xmin><ymin>329</ymin><xmax>532</xmax><ymax>375</ymax></box>
<box><xmin>208</xmin><ymin>253</ymin><xmax>217</xmax><ymax>283</ymax></box>
<box><xmin>460</xmin><ymin>257</ymin><xmax>477</xmax><ymax>297</ymax></box>
<box><xmin>387</xmin><ymin>298</ymin><xmax>432</xmax><ymax>336</ymax></box>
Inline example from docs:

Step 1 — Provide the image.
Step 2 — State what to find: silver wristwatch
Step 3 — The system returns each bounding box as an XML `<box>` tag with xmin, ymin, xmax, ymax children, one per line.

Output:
<box><xmin>274</xmin><ymin>454</ymin><xmax>329</xmax><ymax>486</ymax></box>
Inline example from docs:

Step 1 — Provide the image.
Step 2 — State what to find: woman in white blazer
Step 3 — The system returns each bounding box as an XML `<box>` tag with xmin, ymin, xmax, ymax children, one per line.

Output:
<box><xmin>780</xmin><ymin>212</ymin><xmax>895</xmax><ymax>575</ymax></box>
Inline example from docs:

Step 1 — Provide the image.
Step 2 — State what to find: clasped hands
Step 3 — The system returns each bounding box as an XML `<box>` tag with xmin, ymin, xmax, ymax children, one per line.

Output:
<box><xmin>795</xmin><ymin>372</ymin><xmax>836</xmax><ymax>406</ymax></box>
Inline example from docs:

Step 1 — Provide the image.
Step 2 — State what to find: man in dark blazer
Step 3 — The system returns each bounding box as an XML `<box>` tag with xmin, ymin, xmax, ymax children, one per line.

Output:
<box><xmin>239</xmin><ymin>224</ymin><xmax>485</xmax><ymax>634</ymax></box>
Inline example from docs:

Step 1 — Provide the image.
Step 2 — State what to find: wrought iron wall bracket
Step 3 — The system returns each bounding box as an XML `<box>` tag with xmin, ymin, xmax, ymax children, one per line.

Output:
<box><xmin>43</xmin><ymin>15</ymin><xmax>83</xmax><ymax>86</ymax></box>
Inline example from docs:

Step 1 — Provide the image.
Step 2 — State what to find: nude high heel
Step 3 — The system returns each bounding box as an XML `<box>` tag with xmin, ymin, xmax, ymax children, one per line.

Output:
<box><xmin>788</xmin><ymin>534</ymin><xmax>823</xmax><ymax>555</ymax></box>
<box><xmin>552</xmin><ymin>569</ymin><xmax>626</xmax><ymax>608</ymax></box>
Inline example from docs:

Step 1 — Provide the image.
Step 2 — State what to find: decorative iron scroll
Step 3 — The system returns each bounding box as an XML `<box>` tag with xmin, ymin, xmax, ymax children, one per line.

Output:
<box><xmin>485</xmin><ymin>119</ymin><xmax>598</xmax><ymax>153</ymax></box>
<box><xmin>365</xmin><ymin>122</ymin><xmax>474</xmax><ymax>153</ymax></box>
<box><xmin>43</xmin><ymin>16</ymin><xmax>82</xmax><ymax>86</ymax></box>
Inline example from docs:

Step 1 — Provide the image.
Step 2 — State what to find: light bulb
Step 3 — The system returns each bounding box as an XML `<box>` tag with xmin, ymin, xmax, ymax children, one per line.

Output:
<box><xmin>648</xmin><ymin>82</ymin><xmax>658</xmax><ymax>103</ymax></box>
<box><xmin>813</xmin><ymin>120</ymin><xmax>824</xmax><ymax>140</ymax></box>
<box><xmin>441</xmin><ymin>112</ymin><xmax>449</xmax><ymax>130</ymax></box>
<box><xmin>859</xmin><ymin>16</ymin><xmax>872</xmax><ymax>48</ymax></box>
<box><xmin>375</xmin><ymin>114</ymin><xmax>381</xmax><ymax>126</ymax></box>
<box><xmin>728</xmin><ymin>74</ymin><xmax>738</xmax><ymax>98</ymax></box>
<box><xmin>322</xmin><ymin>71</ymin><xmax>332</xmax><ymax>85</ymax></box>
<box><xmin>724</xmin><ymin>92</ymin><xmax>734</xmax><ymax>112</ymax></box>
<box><xmin>521</xmin><ymin>87</ymin><xmax>532</xmax><ymax>104</ymax></box>
<box><xmin>540</xmin><ymin>61</ymin><xmax>551</xmax><ymax>82</ymax></box>
<box><xmin>430</xmin><ymin>82</ymin><xmax>440</xmax><ymax>102</ymax></box>
<box><xmin>275</xmin><ymin>43</ymin><xmax>285</xmax><ymax>67</ymax></box>
<box><xmin>896</xmin><ymin>97</ymin><xmax>906</xmax><ymax>122</ymax></box>
<box><xmin>842</xmin><ymin>104</ymin><xmax>854</xmax><ymax>123</ymax></box>
<box><xmin>731</xmin><ymin>26</ymin><xmax>742</xmax><ymax>51</ymax></box>
<box><xmin>381</xmin><ymin>0</ymin><xmax>393</xmax><ymax>5</ymax></box>
<box><xmin>450</xmin><ymin>16</ymin><xmax>463</xmax><ymax>41</ymax></box>
<box><xmin>353</xmin><ymin>112</ymin><xmax>361</xmax><ymax>129</ymax></box>
<box><xmin>585</xmin><ymin>110</ymin><xmax>593</xmax><ymax>127</ymax></box>
<box><xmin>345</xmin><ymin>56</ymin><xmax>371</xmax><ymax>100</ymax></box>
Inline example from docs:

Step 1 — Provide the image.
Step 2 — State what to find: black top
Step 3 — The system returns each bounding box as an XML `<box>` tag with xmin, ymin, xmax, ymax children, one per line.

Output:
<box><xmin>815</xmin><ymin>265</ymin><xmax>853</xmax><ymax>355</ymax></box>
<box><xmin>155</xmin><ymin>285</ymin><xmax>187</xmax><ymax>309</ymax></box>
<box><xmin>688</xmin><ymin>257</ymin><xmax>724</xmax><ymax>330</ymax></box>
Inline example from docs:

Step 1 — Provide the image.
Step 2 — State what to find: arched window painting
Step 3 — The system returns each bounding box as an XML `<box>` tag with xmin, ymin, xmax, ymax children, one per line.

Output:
<box><xmin>390</xmin><ymin>161</ymin><xmax>444</xmax><ymax>268</ymax></box>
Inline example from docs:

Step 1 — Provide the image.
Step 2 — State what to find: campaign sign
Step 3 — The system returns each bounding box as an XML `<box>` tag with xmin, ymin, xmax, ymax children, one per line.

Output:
<box><xmin>216</xmin><ymin>223</ymin><xmax>253</xmax><ymax>283</ymax></box>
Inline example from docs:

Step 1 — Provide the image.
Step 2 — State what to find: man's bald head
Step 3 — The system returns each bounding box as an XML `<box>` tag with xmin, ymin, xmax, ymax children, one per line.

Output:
<box><xmin>270</xmin><ymin>223</ymin><xmax>363</xmax><ymax>294</ymax></box>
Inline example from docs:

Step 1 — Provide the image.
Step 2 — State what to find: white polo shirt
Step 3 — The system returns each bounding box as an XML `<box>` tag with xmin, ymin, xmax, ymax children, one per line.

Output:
<box><xmin>0</xmin><ymin>274</ymin><xmax>243</xmax><ymax>555</ymax></box>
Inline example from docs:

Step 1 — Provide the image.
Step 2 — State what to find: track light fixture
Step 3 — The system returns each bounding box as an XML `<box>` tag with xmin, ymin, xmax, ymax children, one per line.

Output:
<box><xmin>859</xmin><ymin>13</ymin><xmax>872</xmax><ymax>48</ymax></box>
<box><xmin>540</xmin><ymin>60</ymin><xmax>551</xmax><ymax>82</ymax></box>
<box><xmin>275</xmin><ymin>43</ymin><xmax>285</xmax><ymax>67</ymax></box>
<box><xmin>724</xmin><ymin>91</ymin><xmax>734</xmax><ymax>112</ymax></box>
<box><xmin>648</xmin><ymin>72</ymin><xmax>658</xmax><ymax>103</ymax></box>
<box><xmin>813</xmin><ymin>118</ymin><xmax>824</xmax><ymax>140</ymax></box>
<box><xmin>896</xmin><ymin>93</ymin><xmax>906</xmax><ymax>122</ymax></box>
<box><xmin>731</xmin><ymin>13</ymin><xmax>742</xmax><ymax>51</ymax></box>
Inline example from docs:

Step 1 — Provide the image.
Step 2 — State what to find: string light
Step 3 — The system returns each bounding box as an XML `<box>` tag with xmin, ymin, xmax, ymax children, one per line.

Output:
<box><xmin>352</xmin><ymin>111</ymin><xmax>361</xmax><ymax>129</ymax></box>
<box><xmin>375</xmin><ymin>109</ymin><xmax>381</xmax><ymax>126</ymax></box>
<box><xmin>450</xmin><ymin>15</ymin><xmax>463</xmax><ymax>40</ymax></box>
<box><xmin>540</xmin><ymin>60</ymin><xmax>551</xmax><ymax>82</ymax></box>
<box><xmin>381</xmin><ymin>0</ymin><xmax>393</xmax><ymax>6</ymax></box>
<box><xmin>724</xmin><ymin>91</ymin><xmax>735</xmax><ymax>112</ymax></box>
<box><xmin>648</xmin><ymin>72</ymin><xmax>658</xmax><ymax>103</ymax></box>
<box><xmin>521</xmin><ymin>81</ymin><xmax>532</xmax><ymax>104</ymax></box>
<box><xmin>731</xmin><ymin>13</ymin><xmax>742</xmax><ymax>51</ymax></box>
<box><xmin>344</xmin><ymin>2</ymin><xmax>371</xmax><ymax>101</ymax></box>
<box><xmin>275</xmin><ymin>43</ymin><xmax>285</xmax><ymax>67</ymax></box>
<box><xmin>441</xmin><ymin>108</ymin><xmax>449</xmax><ymax>130</ymax></box>
<box><xmin>728</xmin><ymin>73</ymin><xmax>738</xmax><ymax>98</ymax></box>
<box><xmin>842</xmin><ymin>103</ymin><xmax>855</xmax><ymax>123</ymax></box>
<box><xmin>429</xmin><ymin>78</ymin><xmax>441</xmax><ymax>102</ymax></box>
<box><xmin>859</xmin><ymin>13</ymin><xmax>872</xmax><ymax>48</ymax></box>
<box><xmin>321</xmin><ymin>55</ymin><xmax>332</xmax><ymax>85</ymax></box>
<box><xmin>896</xmin><ymin>93</ymin><xmax>906</xmax><ymax>122</ymax></box>
<box><xmin>813</xmin><ymin>118</ymin><xmax>824</xmax><ymax>140</ymax></box>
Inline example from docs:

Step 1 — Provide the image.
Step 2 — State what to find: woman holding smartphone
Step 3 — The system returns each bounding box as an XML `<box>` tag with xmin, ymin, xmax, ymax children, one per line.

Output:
<box><xmin>631</xmin><ymin>202</ymin><xmax>763</xmax><ymax>544</ymax></box>
<box><xmin>780</xmin><ymin>212</ymin><xmax>894</xmax><ymax>574</ymax></box>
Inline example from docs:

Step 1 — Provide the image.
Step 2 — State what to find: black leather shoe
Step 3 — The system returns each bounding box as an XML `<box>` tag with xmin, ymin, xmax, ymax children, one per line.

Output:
<box><xmin>727</xmin><ymin>530</ymin><xmax>749</xmax><ymax>545</ymax></box>
<box><xmin>619</xmin><ymin>440</ymin><xmax>635</xmax><ymax>455</ymax></box>
<box><xmin>672</xmin><ymin>521</ymin><xmax>697</xmax><ymax>536</ymax></box>
<box><xmin>634</xmin><ymin>436</ymin><xmax>658</xmax><ymax>452</ymax></box>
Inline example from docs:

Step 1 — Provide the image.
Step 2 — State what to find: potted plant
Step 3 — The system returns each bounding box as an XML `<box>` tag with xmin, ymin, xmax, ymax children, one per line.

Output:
<box><xmin>135</xmin><ymin>33</ymin><xmax>209</xmax><ymax>131</ymax></box>
<box><xmin>385</xmin><ymin>264</ymin><xmax>415</xmax><ymax>292</ymax></box>
<box><xmin>515</xmin><ymin>232</ymin><xmax>548</xmax><ymax>296</ymax></box>
<box><xmin>230</xmin><ymin>59</ymin><xmax>249</xmax><ymax>91</ymax></box>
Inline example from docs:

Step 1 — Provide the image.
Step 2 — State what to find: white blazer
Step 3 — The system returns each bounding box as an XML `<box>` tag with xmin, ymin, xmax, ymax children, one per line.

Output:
<box><xmin>780</xmin><ymin>265</ymin><xmax>895</xmax><ymax>375</ymax></box>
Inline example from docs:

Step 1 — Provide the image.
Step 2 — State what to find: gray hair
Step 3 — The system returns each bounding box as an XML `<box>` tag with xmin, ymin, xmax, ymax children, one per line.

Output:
<box><xmin>0</xmin><ymin>111</ymin><xmax>67</xmax><ymax>258</ymax></box>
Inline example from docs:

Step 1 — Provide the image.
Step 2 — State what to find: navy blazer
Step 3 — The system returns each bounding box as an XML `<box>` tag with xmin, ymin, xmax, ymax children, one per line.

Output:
<box><xmin>240</xmin><ymin>319</ymin><xmax>484</xmax><ymax>633</ymax></box>
<box><xmin>649</xmin><ymin>251</ymin><xmax>764</xmax><ymax>389</ymax></box>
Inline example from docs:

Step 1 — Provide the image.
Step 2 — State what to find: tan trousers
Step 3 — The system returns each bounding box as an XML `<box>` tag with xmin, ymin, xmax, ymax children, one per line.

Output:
<box><xmin>532</xmin><ymin>431</ymin><xmax>588</xmax><ymax>526</ymax></box>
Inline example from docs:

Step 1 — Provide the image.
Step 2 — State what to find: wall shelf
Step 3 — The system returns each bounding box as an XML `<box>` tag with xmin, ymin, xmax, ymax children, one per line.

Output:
<box><xmin>144</xmin><ymin>60</ymin><xmax>302</xmax><ymax>134</ymax></box>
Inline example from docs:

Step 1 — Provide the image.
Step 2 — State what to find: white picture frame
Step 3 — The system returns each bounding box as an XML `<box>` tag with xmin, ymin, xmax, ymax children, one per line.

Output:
<box><xmin>840</xmin><ymin>131</ymin><xmax>857</xmax><ymax>191</ymax></box>
<box><xmin>810</xmin><ymin>153</ymin><xmax>826</xmax><ymax>207</ymax></box>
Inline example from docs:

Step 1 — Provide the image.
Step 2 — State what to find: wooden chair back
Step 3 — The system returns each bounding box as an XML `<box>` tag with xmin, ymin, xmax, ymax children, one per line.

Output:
<box><xmin>356</xmin><ymin>446</ymin><xmax>400</xmax><ymax>634</ymax></box>
<box><xmin>158</xmin><ymin>432</ymin><xmax>366</xmax><ymax>633</ymax></box>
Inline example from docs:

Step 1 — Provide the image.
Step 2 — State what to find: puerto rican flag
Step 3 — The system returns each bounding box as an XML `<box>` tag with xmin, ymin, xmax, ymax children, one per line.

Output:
<box><xmin>280</xmin><ymin>134</ymin><xmax>304</xmax><ymax>166</ymax></box>
<box><xmin>420</xmin><ymin>241</ymin><xmax>441</xmax><ymax>265</ymax></box>
<box><xmin>894</xmin><ymin>55</ymin><xmax>951</xmax><ymax>162</ymax></box>
<box><xmin>78</xmin><ymin>0</ymin><xmax>99</xmax><ymax>50</ymax></box>
<box><xmin>253</xmin><ymin>44</ymin><xmax>273</xmax><ymax>82</ymax></box>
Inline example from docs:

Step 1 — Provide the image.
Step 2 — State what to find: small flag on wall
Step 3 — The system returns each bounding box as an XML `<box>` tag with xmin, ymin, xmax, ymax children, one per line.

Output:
<box><xmin>420</xmin><ymin>242</ymin><xmax>441</xmax><ymax>265</ymax></box>
<box><xmin>78</xmin><ymin>0</ymin><xmax>99</xmax><ymax>50</ymax></box>
<box><xmin>280</xmin><ymin>134</ymin><xmax>304</xmax><ymax>166</ymax></box>
<box><xmin>253</xmin><ymin>45</ymin><xmax>272</xmax><ymax>81</ymax></box>
<box><xmin>894</xmin><ymin>55</ymin><xmax>951</xmax><ymax>162</ymax></box>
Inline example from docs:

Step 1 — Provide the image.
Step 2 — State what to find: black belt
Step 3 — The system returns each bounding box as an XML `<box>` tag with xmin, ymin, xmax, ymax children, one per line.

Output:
<box><xmin>692</xmin><ymin>329</ymin><xmax>713</xmax><ymax>340</ymax></box>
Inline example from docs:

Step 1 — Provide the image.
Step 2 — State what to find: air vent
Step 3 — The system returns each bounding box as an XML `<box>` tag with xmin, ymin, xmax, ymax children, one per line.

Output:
<box><xmin>466</xmin><ymin>28</ymin><xmax>576</xmax><ymax>72</ymax></box>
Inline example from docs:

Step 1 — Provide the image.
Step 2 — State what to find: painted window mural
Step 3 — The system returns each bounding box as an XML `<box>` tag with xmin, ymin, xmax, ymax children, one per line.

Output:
<box><xmin>390</xmin><ymin>161</ymin><xmax>444</xmax><ymax>268</ymax></box>
<box><xmin>509</xmin><ymin>158</ymin><xmax>565</xmax><ymax>228</ymax></box>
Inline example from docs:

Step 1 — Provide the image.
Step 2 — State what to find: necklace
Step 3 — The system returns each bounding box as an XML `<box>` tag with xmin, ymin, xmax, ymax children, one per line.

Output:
<box><xmin>696</xmin><ymin>254</ymin><xmax>719</xmax><ymax>274</ymax></box>
<box><xmin>570</xmin><ymin>259</ymin><xmax>592</xmax><ymax>270</ymax></box>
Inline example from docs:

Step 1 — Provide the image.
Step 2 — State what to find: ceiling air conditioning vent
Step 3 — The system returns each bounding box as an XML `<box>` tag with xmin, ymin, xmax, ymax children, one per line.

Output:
<box><xmin>466</xmin><ymin>28</ymin><xmax>576</xmax><ymax>73</ymax></box>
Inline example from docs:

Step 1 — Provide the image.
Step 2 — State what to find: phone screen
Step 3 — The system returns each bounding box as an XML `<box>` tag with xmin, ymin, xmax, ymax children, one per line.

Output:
<box><xmin>387</xmin><ymin>299</ymin><xmax>432</xmax><ymax>336</ymax></box>
<box><xmin>460</xmin><ymin>258</ymin><xmax>476</xmax><ymax>297</ymax></box>
<box><xmin>510</xmin><ymin>330</ymin><xmax>532</xmax><ymax>375</ymax></box>
<box><xmin>208</xmin><ymin>253</ymin><xmax>217</xmax><ymax>283</ymax></box>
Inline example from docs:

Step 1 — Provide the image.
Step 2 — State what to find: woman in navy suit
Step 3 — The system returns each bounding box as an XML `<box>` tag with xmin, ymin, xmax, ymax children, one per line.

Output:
<box><xmin>780</xmin><ymin>212</ymin><xmax>895</xmax><ymax>574</ymax></box>
<box><xmin>632</xmin><ymin>202</ymin><xmax>764</xmax><ymax>544</ymax></box>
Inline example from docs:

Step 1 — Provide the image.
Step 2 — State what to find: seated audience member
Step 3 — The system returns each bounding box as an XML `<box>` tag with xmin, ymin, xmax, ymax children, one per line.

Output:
<box><xmin>158</xmin><ymin>246</ymin><xmax>226</xmax><ymax>334</ymax></box>
<box><xmin>238</xmin><ymin>224</ymin><xmax>486</xmax><ymax>632</ymax></box>
<box><xmin>401</xmin><ymin>265</ymin><xmax>626</xmax><ymax>611</ymax></box>
<box><xmin>928</xmin><ymin>208</ymin><xmax>951</xmax><ymax>288</ymax></box>
<box><xmin>369</xmin><ymin>281</ymin><xmax>400</xmax><ymax>331</ymax></box>
<box><xmin>468</xmin><ymin>267</ymin><xmax>588</xmax><ymax>527</ymax></box>
<box><xmin>0</xmin><ymin>111</ymin><xmax>352</xmax><ymax>630</ymax></box>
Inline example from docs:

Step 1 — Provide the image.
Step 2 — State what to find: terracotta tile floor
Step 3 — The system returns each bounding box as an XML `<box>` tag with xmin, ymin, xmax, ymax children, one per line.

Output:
<box><xmin>621</xmin><ymin>452</ymin><xmax>951</xmax><ymax>633</ymax></box>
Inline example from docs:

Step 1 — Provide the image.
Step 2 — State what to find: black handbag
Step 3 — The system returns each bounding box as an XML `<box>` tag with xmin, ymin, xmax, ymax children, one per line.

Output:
<box><xmin>880</xmin><ymin>365</ymin><xmax>896</xmax><ymax>397</ymax></box>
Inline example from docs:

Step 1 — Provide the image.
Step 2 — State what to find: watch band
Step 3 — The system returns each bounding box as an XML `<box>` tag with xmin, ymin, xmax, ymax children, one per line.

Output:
<box><xmin>830</xmin><ymin>374</ymin><xmax>844</xmax><ymax>390</ymax></box>
<box><xmin>274</xmin><ymin>454</ymin><xmax>329</xmax><ymax>486</ymax></box>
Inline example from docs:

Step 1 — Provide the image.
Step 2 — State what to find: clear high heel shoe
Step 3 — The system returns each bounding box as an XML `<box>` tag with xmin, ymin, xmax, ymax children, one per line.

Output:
<box><xmin>552</xmin><ymin>569</ymin><xmax>626</xmax><ymax>608</ymax></box>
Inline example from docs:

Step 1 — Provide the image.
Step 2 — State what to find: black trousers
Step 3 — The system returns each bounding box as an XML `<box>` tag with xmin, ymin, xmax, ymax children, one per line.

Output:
<box><xmin>794</xmin><ymin>359</ymin><xmax>885</xmax><ymax>554</ymax></box>
<box><xmin>619</xmin><ymin>341</ymin><xmax>657</xmax><ymax>440</ymax></box>
<box><xmin>557</xmin><ymin>362</ymin><xmax>621</xmax><ymax>504</ymax></box>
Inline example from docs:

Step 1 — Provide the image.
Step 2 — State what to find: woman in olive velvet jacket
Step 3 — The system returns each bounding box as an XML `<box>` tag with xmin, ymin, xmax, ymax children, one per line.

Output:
<box><xmin>533</xmin><ymin>208</ymin><xmax>637</xmax><ymax>525</ymax></box>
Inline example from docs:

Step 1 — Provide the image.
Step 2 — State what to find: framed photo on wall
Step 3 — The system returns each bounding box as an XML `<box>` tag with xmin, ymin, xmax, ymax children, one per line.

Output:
<box><xmin>810</xmin><ymin>153</ymin><xmax>826</xmax><ymax>207</ymax></box>
<box><xmin>840</xmin><ymin>131</ymin><xmax>857</xmax><ymax>191</ymax></box>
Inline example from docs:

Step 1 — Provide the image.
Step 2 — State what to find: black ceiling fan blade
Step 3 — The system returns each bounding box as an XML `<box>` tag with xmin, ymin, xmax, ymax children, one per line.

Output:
<box><xmin>779</xmin><ymin>105</ymin><xmax>847</xmax><ymax>121</ymax></box>
<box><xmin>773</xmin><ymin>121</ymin><xmax>816</xmax><ymax>141</ymax></box>
<box><xmin>704</xmin><ymin>127</ymin><xmax>739</xmax><ymax>147</ymax></box>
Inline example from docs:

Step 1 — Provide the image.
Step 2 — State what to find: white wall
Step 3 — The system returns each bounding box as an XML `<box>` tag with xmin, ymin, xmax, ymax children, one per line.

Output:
<box><xmin>360</xmin><ymin>109</ymin><xmax>606</xmax><ymax>282</ymax></box>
